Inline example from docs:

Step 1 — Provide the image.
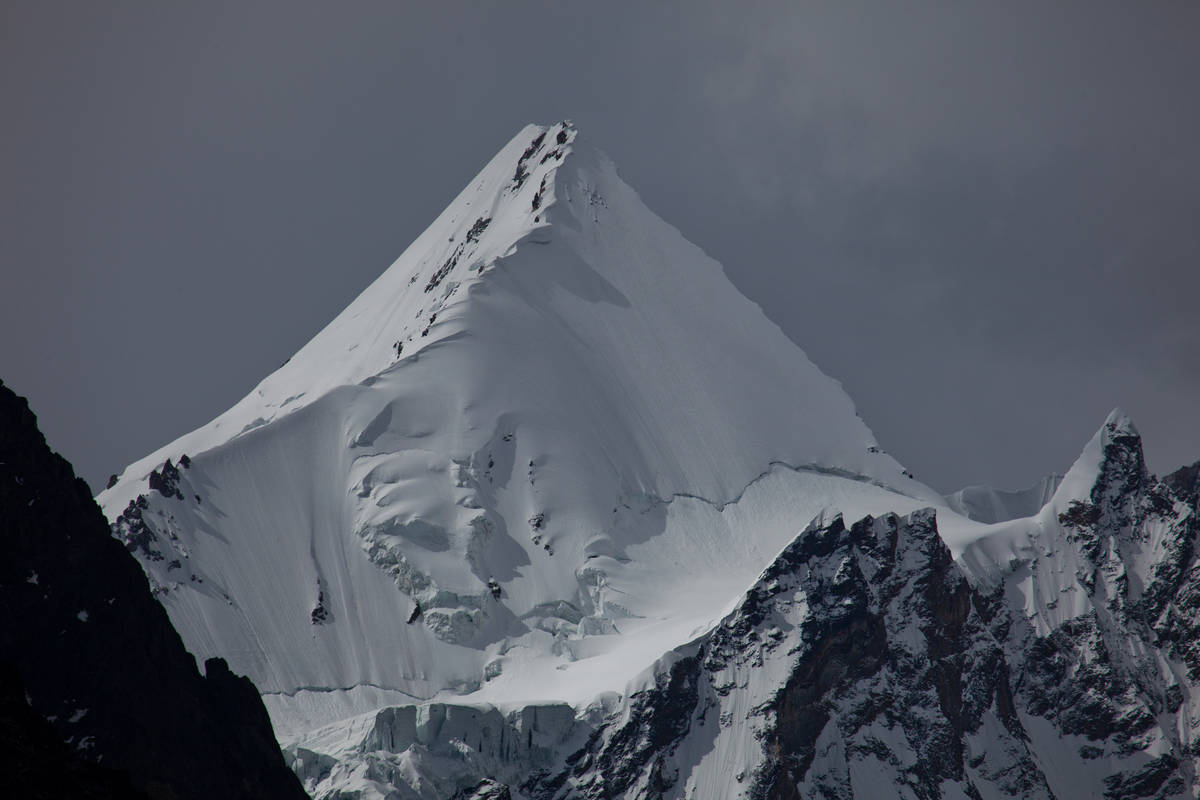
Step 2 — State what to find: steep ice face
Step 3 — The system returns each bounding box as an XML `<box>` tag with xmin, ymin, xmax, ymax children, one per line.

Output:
<box><xmin>95</xmin><ymin>122</ymin><xmax>1200</xmax><ymax>799</ymax></box>
<box><xmin>101</xmin><ymin>122</ymin><xmax>926</xmax><ymax>507</ymax></box>
<box><xmin>97</xmin><ymin>122</ymin><xmax>944</xmax><ymax>741</ymax></box>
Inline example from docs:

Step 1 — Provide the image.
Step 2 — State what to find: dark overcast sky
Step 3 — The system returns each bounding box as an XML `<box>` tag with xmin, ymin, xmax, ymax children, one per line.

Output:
<box><xmin>2</xmin><ymin>1</ymin><xmax>1197</xmax><ymax>494</ymax></box>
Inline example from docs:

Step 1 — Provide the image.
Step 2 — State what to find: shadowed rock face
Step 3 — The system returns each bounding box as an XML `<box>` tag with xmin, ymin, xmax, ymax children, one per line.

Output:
<box><xmin>738</xmin><ymin>511</ymin><xmax>1048</xmax><ymax>800</ymax></box>
<box><xmin>513</xmin><ymin>511</ymin><xmax>1047</xmax><ymax>800</ymax></box>
<box><xmin>0</xmin><ymin>380</ymin><xmax>308</xmax><ymax>800</ymax></box>
<box><xmin>0</xmin><ymin>661</ymin><xmax>146</xmax><ymax>800</ymax></box>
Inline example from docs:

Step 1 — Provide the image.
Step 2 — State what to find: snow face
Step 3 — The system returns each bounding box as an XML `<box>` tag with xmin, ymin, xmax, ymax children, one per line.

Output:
<box><xmin>95</xmin><ymin>122</ymin><xmax>1031</xmax><ymax>797</ymax></box>
<box><xmin>95</xmin><ymin>123</ymin><xmax>1200</xmax><ymax>798</ymax></box>
<box><xmin>945</xmin><ymin>473</ymin><xmax>1062</xmax><ymax>524</ymax></box>
<box><xmin>98</xmin><ymin>121</ymin><xmax>943</xmax><ymax>713</ymax></box>
<box><xmin>101</xmin><ymin>123</ymin><xmax>930</xmax><ymax>506</ymax></box>
<box><xmin>955</xmin><ymin>407</ymin><xmax>1156</xmax><ymax>631</ymax></box>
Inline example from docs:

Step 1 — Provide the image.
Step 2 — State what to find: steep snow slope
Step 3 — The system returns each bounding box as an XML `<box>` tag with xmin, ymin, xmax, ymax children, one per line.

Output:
<box><xmin>101</xmin><ymin>122</ymin><xmax>930</xmax><ymax>503</ymax></box>
<box><xmin>95</xmin><ymin>122</ymin><xmax>1200</xmax><ymax>799</ymax></box>
<box><xmin>98</xmin><ymin>122</ymin><xmax>970</xmax><ymax>793</ymax></box>
<box><xmin>958</xmin><ymin>408</ymin><xmax>1157</xmax><ymax>618</ymax></box>
<box><xmin>946</xmin><ymin>473</ymin><xmax>1062</xmax><ymax>524</ymax></box>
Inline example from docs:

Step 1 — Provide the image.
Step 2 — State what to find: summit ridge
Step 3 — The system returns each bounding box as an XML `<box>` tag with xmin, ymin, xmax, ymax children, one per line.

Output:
<box><xmin>90</xmin><ymin>124</ymin><xmax>1200</xmax><ymax>799</ymax></box>
<box><xmin>96</xmin><ymin>120</ymin><xmax>945</xmax><ymax>774</ymax></box>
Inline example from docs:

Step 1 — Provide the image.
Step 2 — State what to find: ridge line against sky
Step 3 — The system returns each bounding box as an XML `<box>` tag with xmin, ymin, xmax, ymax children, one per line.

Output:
<box><xmin>1</xmin><ymin>1</ymin><xmax>1197</xmax><ymax>493</ymax></box>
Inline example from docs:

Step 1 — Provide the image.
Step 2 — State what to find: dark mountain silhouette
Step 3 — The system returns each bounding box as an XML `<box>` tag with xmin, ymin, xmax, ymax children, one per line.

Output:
<box><xmin>0</xmin><ymin>380</ymin><xmax>307</xmax><ymax>800</ymax></box>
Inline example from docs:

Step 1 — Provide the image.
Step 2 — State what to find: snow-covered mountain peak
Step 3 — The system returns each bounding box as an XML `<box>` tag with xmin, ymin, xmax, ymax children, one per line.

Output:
<box><xmin>956</xmin><ymin>408</ymin><xmax>1164</xmax><ymax>629</ymax></box>
<box><xmin>1103</xmin><ymin>405</ymin><xmax>1137</xmax><ymax>436</ymax></box>
<box><xmin>97</xmin><ymin>122</ymin><xmax>959</xmax><ymax>786</ymax></box>
<box><xmin>103</xmin><ymin>123</ymin><xmax>576</xmax><ymax>489</ymax></box>
<box><xmin>1048</xmin><ymin>407</ymin><xmax>1146</xmax><ymax>518</ymax></box>
<box><xmin>103</xmin><ymin>120</ymin><xmax>929</xmax><ymax>502</ymax></box>
<box><xmin>89</xmin><ymin>124</ymin><xmax>1200</xmax><ymax>799</ymax></box>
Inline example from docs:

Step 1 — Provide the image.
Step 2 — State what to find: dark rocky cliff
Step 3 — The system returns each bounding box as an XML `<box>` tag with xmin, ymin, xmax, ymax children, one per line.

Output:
<box><xmin>0</xmin><ymin>380</ymin><xmax>308</xmax><ymax>800</ymax></box>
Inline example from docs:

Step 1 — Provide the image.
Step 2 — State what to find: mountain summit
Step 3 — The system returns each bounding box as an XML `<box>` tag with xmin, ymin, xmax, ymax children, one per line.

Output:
<box><xmin>97</xmin><ymin>121</ymin><xmax>947</xmax><ymax>790</ymax></box>
<box><xmin>93</xmin><ymin>124</ymin><xmax>1200</xmax><ymax>799</ymax></box>
<box><xmin>103</xmin><ymin>122</ymin><xmax>927</xmax><ymax>503</ymax></box>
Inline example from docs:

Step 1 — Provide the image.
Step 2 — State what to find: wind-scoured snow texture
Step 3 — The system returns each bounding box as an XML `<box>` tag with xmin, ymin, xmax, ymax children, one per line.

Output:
<box><xmin>97</xmin><ymin>121</ymin><xmax>945</xmax><ymax>741</ymax></box>
<box><xmin>945</xmin><ymin>473</ymin><xmax>1062</xmax><ymax>524</ymax></box>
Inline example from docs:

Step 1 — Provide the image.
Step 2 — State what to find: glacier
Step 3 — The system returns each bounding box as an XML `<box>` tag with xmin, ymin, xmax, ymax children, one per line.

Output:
<box><xmin>97</xmin><ymin>123</ymin><xmax>1200</xmax><ymax>799</ymax></box>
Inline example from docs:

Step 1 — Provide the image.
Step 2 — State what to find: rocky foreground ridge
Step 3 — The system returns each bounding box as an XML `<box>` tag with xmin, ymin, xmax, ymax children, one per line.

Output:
<box><xmin>0</xmin><ymin>380</ymin><xmax>308</xmax><ymax>800</ymax></box>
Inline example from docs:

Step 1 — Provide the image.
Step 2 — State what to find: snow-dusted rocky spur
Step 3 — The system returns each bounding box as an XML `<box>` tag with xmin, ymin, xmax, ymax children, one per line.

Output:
<box><xmin>99</xmin><ymin>123</ymin><xmax>1200</xmax><ymax>798</ymax></box>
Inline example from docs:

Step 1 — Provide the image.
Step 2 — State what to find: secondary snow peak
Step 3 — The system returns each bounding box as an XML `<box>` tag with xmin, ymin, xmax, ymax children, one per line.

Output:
<box><xmin>1048</xmin><ymin>407</ymin><xmax>1146</xmax><ymax>518</ymax></box>
<box><xmin>1103</xmin><ymin>405</ymin><xmax>1138</xmax><ymax>437</ymax></box>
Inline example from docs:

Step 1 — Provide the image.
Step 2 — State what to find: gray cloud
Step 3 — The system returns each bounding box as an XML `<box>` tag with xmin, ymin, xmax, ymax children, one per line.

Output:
<box><xmin>1</xmin><ymin>0</ymin><xmax>1196</xmax><ymax>493</ymax></box>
